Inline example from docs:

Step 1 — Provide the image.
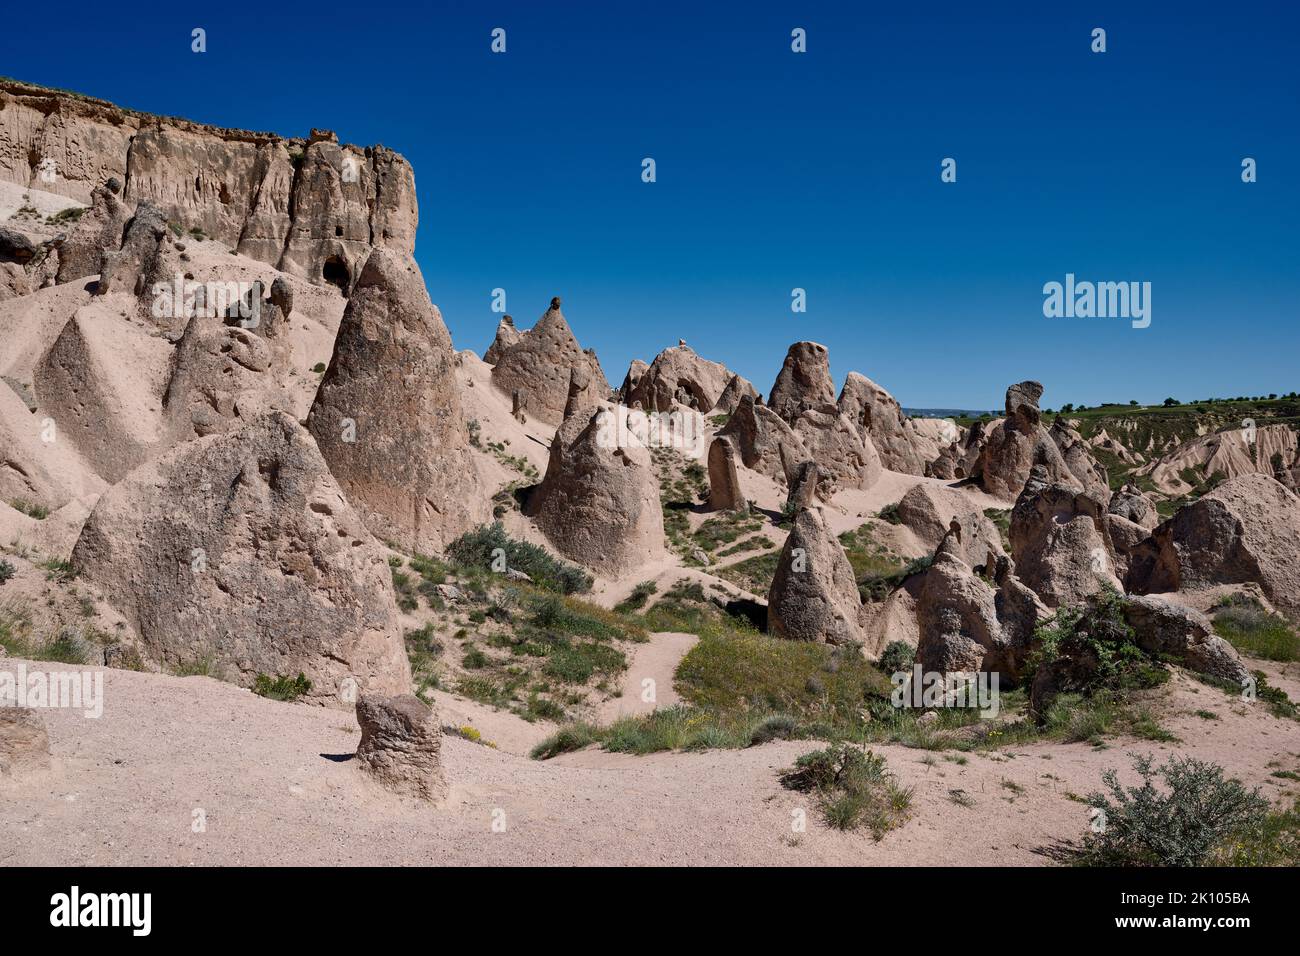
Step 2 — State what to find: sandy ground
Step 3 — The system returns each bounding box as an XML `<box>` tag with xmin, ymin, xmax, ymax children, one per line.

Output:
<box><xmin>597</xmin><ymin>631</ymin><xmax>699</xmax><ymax>722</ymax></box>
<box><xmin>2</xmin><ymin>658</ymin><xmax>1296</xmax><ymax>867</ymax></box>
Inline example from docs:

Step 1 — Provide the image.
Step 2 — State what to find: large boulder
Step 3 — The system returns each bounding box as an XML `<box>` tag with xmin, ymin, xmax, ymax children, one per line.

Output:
<box><xmin>973</xmin><ymin>382</ymin><xmax>1079</xmax><ymax>499</ymax></box>
<box><xmin>355</xmin><ymin>693</ymin><xmax>446</xmax><ymax>802</ymax></box>
<box><xmin>1125</xmin><ymin>474</ymin><xmax>1300</xmax><ymax>623</ymax></box>
<box><xmin>69</xmin><ymin>411</ymin><xmax>411</xmax><ymax>705</ymax></box>
<box><xmin>837</xmin><ymin>372</ymin><xmax>928</xmax><ymax>475</ymax></box>
<box><xmin>96</xmin><ymin>201</ymin><xmax>168</xmax><ymax>298</ymax></box>
<box><xmin>624</xmin><ymin>343</ymin><xmax>744</xmax><ymax>413</ymax></box>
<box><xmin>489</xmin><ymin>297</ymin><xmax>609</xmax><ymax>425</ymax></box>
<box><xmin>767</xmin><ymin>506</ymin><xmax>865</xmax><ymax>645</ymax></box>
<box><xmin>307</xmin><ymin>249</ymin><xmax>488</xmax><ymax>554</ymax></box>
<box><xmin>527</xmin><ymin>408</ymin><xmax>666</xmax><ymax>575</ymax></box>
<box><xmin>894</xmin><ymin>482</ymin><xmax>1005</xmax><ymax>569</ymax></box>
<box><xmin>768</xmin><ymin>341</ymin><xmax>836</xmax><ymax>425</ymax></box>
<box><xmin>1122</xmin><ymin>596</ymin><xmax>1250</xmax><ymax>685</ymax></box>
<box><xmin>716</xmin><ymin>394</ymin><xmax>807</xmax><ymax>487</ymax></box>
<box><xmin>1109</xmin><ymin>483</ymin><xmax>1159</xmax><ymax>530</ymax></box>
<box><xmin>714</xmin><ymin>372</ymin><xmax>760</xmax><ymax>414</ymax></box>
<box><xmin>707</xmin><ymin>435</ymin><xmax>746</xmax><ymax>512</ymax></box>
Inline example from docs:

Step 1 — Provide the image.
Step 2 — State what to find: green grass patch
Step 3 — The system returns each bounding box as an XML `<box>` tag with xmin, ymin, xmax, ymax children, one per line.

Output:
<box><xmin>252</xmin><ymin>672</ymin><xmax>311</xmax><ymax>702</ymax></box>
<box><xmin>1212</xmin><ymin>595</ymin><xmax>1300</xmax><ymax>662</ymax></box>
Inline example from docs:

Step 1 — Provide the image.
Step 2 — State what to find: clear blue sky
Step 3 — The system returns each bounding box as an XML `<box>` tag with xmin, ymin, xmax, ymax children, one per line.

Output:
<box><xmin>5</xmin><ymin>1</ymin><xmax>1296</xmax><ymax>409</ymax></box>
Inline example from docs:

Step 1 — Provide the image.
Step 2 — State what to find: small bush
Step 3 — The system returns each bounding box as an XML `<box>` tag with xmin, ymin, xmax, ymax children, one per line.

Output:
<box><xmin>530</xmin><ymin>723</ymin><xmax>600</xmax><ymax>759</ymax></box>
<box><xmin>1079</xmin><ymin>754</ymin><xmax>1269</xmax><ymax>866</ymax></box>
<box><xmin>447</xmin><ymin>523</ymin><xmax>592</xmax><ymax>594</ymax></box>
<box><xmin>0</xmin><ymin>560</ymin><xmax>15</xmax><ymax>584</ymax></box>
<box><xmin>875</xmin><ymin>640</ymin><xmax>915</xmax><ymax>677</ymax></box>
<box><xmin>614</xmin><ymin>580</ymin><xmax>658</xmax><ymax>614</ymax></box>
<box><xmin>780</xmin><ymin>743</ymin><xmax>912</xmax><ymax>837</ymax></box>
<box><xmin>1212</xmin><ymin>596</ymin><xmax>1300</xmax><ymax>662</ymax></box>
<box><xmin>749</xmin><ymin>713</ymin><xmax>799</xmax><ymax>746</ymax></box>
<box><xmin>876</xmin><ymin>503</ymin><xmax>901</xmax><ymax>525</ymax></box>
<box><xmin>8</xmin><ymin>499</ymin><xmax>49</xmax><ymax>520</ymax></box>
<box><xmin>252</xmin><ymin>672</ymin><xmax>312</xmax><ymax>702</ymax></box>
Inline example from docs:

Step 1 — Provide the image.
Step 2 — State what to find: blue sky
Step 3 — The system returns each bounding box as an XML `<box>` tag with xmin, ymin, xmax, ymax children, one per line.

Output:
<box><xmin>4</xmin><ymin>1</ymin><xmax>1296</xmax><ymax>408</ymax></box>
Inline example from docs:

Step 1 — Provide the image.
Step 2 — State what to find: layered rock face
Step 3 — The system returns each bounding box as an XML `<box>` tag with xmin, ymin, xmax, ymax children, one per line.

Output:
<box><xmin>767</xmin><ymin>506</ymin><xmax>865</xmax><ymax>645</ymax></box>
<box><xmin>1125</xmin><ymin>474</ymin><xmax>1300</xmax><ymax>623</ymax></box>
<box><xmin>623</xmin><ymin>343</ymin><xmax>750</xmax><ymax>412</ymax></box>
<box><xmin>768</xmin><ymin>341</ymin><xmax>836</xmax><ymax>424</ymax></box>
<box><xmin>1141</xmin><ymin>423</ymin><xmax>1300</xmax><ymax>495</ymax></box>
<box><xmin>489</xmin><ymin>297</ymin><xmax>609</xmax><ymax>426</ymax></box>
<box><xmin>526</xmin><ymin>408</ymin><xmax>666</xmax><ymax>575</ymax></box>
<box><xmin>307</xmin><ymin>250</ymin><xmax>488</xmax><ymax>554</ymax></box>
<box><xmin>355</xmin><ymin>693</ymin><xmax>446</xmax><ymax>802</ymax></box>
<box><xmin>837</xmin><ymin>372</ymin><xmax>928</xmax><ymax>475</ymax></box>
<box><xmin>69</xmin><ymin>412</ymin><xmax>411</xmax><ymax>705</ymax></box>
<box><xmin>0</xmin><ymin>79</ymin><xmax>416</xmax><ymax>287</ymax></box>
<box><xmin>973</xmin><ymin>382</ymin><xmax>1083</xmax><ymax>499</ymax></box>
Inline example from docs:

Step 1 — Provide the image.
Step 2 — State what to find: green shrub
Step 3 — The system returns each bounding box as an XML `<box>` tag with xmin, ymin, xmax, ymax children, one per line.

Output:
<box><xmin>252</xmin><ymin>672</ymin><xmax>311</xmax><ymax>702</ymax></box>
<box><xmin>1079</xmin><ymin>754</ymin><xmax>1269</xmax><ymax>866</ymax></box>
<box><xmin>1212</xmin><ymin>595</ymin><xmax>1300</xmax><ymax>662</ymax></box>
<box><xmin>0</xmin><ymin>560</ymin><xmax>14</xmax><ymax>584</ymax></box>
<box><xmin>876</xmin><ymin>503</ymin><xmax>901</xmax><ymax>525</ymax></box>
<box><xmin>530</xmin><ymin>723</ymin><xmax>600</xmax><ymax>759</ymax></box>
<box><xmin>614</xmin><ymin>580</ymin><xmax>658</xmax><ymax>614</ymax></box>
<box><xmin>8</xmin><ymin>499</ymin><xmax>49</xmax><ymax>520</ymax></box>
<box><xmin>447</xmin><ymin>523</ymin><xmax>592</xmax><ymax>594</ymax></box>
<box><xmin>780</xmin><ymin>744</ymin><xmax>912</xmax><ymax>837</ymax></box>
<box><xmin>875</xmin><ymin>640</ymin><xmax>915</xmax><ymax>677</ymax></box>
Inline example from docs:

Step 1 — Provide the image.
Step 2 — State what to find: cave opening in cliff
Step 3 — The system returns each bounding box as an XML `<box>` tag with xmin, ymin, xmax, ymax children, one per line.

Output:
<box><xmin>322</xmin><ymin>256</ymin><xmax>350</xmax><ymax>292</ymax></box>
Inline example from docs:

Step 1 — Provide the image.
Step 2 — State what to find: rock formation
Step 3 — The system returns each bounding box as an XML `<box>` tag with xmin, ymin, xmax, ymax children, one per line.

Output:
<box><xmin>1048</xmin><ymin>418</ymin><xmax>1111</xmax><ymax>499</ymax></box>
<box><xmin>1125</xmin><ymin>473</ymin><xmax>1300</xmax><ymax>623</ymax></box>
<box><xmin>617</xmin><ymin>359</ymin><xmax>649</xmax><ymax>402</ymax></box>
<box><xmin>716</xmin><ymin>395</ymin><xmax>806</xmax><ymax>486</ymax></box>
<box><xmin>791</xmin><ymin>403</ymin><xmax>882</xmax><ymax>494</ymax></box>
<box><xmin>973</xmin><ymin>382</ymin><xmax>1080</xmax><ymax>499</ymax></box>
<box><xmin>1140</xmin><ymin>423</ymin><xmax>1300</xmax><ymax>495</ymax></box>
<box><xmin>0</xmin><ymin>79</ymin><xmax>416</xmax><ymax>288</ymax></box>
<box><xmin>355</xmin><ymin>693</ymin><xmax>446</xmax><ymax>802</ymax></box>
<box><xmin>707</xmin><ymin>435</ymin><xmax>746</xmax><ymax>511</ymax></box>
<box><xmin>489</xmin><ymin>297</ymin><xmax>609</xmax><ymax>426</ymax></box>
<box><xmin>527</xmin><ymin>408</ymin><xmax>666</xmax><ymax>574</ymax></box>
<box><xmin>714</xmin><ymin>372</ymin><xmax>760</xmax><ymax>414</ymax></box>
<box><xmin>69</xmin><ymin>411</ymin><xmax>411</xmax><ymax>705</ymax></box>
<box><xmin>768</xmin><ymin>341</ymin><xmax>836</xmax><ymax>424</ymax></box>
<box><xmin>623</xmin><ymin>343</ymin><xmax>748</xmax><ymax>412</ymax></box>
<box><xmin>767</xmin><ymin>506</ymin><xmax>865</xmax><ymax>645</ymax></box>
<box><xmin>1108</xmin><ymin>483</ymin><xmax>1159</xmax><ymax>529</ymax></box>
<box><xmin>838</xmin><ymin>371</ymin><xmax>929</xmax><ymax>475</ymax></box>
<box><xmin>894</xmin><ymin>482</ymin><xmax>1005</xmax><ymax>569</ymax></box>
<box><xmin>1122</xmin><ymin>597</ymin><xmax>1250</xmax><ymax>685</ymax></box>
<box><xmin>54</xmin><ymin>177</ymin><xmax>129</xmax><ymax>283</ymax></box>
<box><xmin>483</xmin><ymin>315</ymin><xmax>522</xmax><ymax>364</ymax></box>
<box><xmin>307</xmin><ymin>249</ymin><xmax>488</xmax><ymax>554</ymax></box>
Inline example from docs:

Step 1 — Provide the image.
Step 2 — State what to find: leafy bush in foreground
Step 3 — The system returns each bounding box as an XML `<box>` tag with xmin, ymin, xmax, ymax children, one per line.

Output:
<box><xmin>446</xmin><ymin>523</ymin><xmax>593</xmax><ymax>594</ymax></box>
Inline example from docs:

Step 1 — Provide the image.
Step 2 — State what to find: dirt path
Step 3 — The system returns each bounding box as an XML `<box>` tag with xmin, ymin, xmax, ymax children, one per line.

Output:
<box><xmin>597</xmin><ymin>631</ymin><xmax>699</xmax><ymax>723</ymax></box>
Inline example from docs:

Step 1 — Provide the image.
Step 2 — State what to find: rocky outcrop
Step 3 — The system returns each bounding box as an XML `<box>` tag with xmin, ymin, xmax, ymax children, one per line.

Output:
<box><xmin>96</xmin><ymin>200</ymin><xmax>169</xmax><ymax>298</ymax></box>
<box><xmin>837</xmin><ymin>372</ymin><xmax>928</xmax><ymax>475</ymax></box>
<box><xmin>527</xmin><ymin>408</ymin><xmax>665</xmax><ymax>574</ymax></box>
<box><xmin>791</xmin><ymin>404</ymin><xmax>882</xmax><ymax>494</ymax></box>
<box><xmin>489</xmin><ymin>297</ymin><xmax>609</xmax><ymax>426</ymax></box>
<box><xmin>1009</xmin><ymin>467</ymin><xmax>1123</xmax><ymax>608</ymax></box>
<box><xmin>716</xmin><ymin>395</ymin><xmax>806</xmax><ymax>487</ymax></box>
<box><xmin>307</xmin><ymin>250</ymin><xmax>488</xmax><ymax>554</ymax></box>
<box><xmin>1049</xmin><ymin>418</ymin><xmax>1111</xmax><ymax>499</ymax></box>
<box><xmin>69</xmin><ymin>411</ymin><xmax>411</xmax><ymax>705</ymax></box>
<box><xmin>1122</xmin><ymin>597</ymin><xmax>1249</xmax><ymax>685</ymax></box>
<box><xmin>1109</xmin><ymin>483</ymin><xmax>1159</xmax><ymax>529</ymax></box>
<box><xmin>707</xmin><ymin>435</ymin><xmax>746</xmax><ymax>511</ymax></box>
<box><xmin>1140</xmin><ymin>424</ymin><xmax>1300</xmax><ymax>496</ymax></box>
<box><xmin>1125</xmin><ymin>474</ymin><xmax>1300</xmax><ymax>623</ymax></box>
<box><xmin>617</xmin><ymin>359</ymin><xmax>649</xmax><ymax>402</ymax></box>
<box><xmin>0</xmin><ymin>79</ymin><xmax>416</xmax><ymax>288</ymax></box>
<box><xmin>483</xmin><ymin>315</ymin><xmax>522</xmax><ymax>364</ymax></box>
<box><xmin>894</xmin><ymin>483</ymin><xmax>1005</xmax><ymax>569</ymax></box>
<box><xmin>355</xmin><ymin>693</ymin><xmax>446</xmax><ymax>802</ymax></box>
<box><xmin>973</xmin><ymin>382</ymin><xmax>1079</xmax><ymax>499</ymax></box>
<box><xmin>767</xmin><ymin>506</ymin><xmax>865</xmax><ymax>645</ymax></box>
<box><xmin>768</xmin><ymin>342</ymin><xmax>836</xmax><ymax>425</ymax></box>
<box><xmin>54</xmin><ymin>178</ymin><xmax>130</xmax><ymax>283</ymax></box>
<box><xmin>714</xmin><ymin>372</ymin><xmax>759</xmax><ymax>414</ymax></box>
<box><xmin>624</xmin><ymin>343</ymin><xmax>746</xmax><ymax>412</ymax></box>
<box><xmin>0</xmin><ymin>381</ymin><xmax>106</xmax><ymax>510</ymax></box>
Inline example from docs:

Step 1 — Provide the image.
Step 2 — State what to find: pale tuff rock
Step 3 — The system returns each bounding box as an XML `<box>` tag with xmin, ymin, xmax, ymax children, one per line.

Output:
<box><xmin>307</xmin><ymin>249</ymin><xmax>488</xmax><ymax>554</ymax></box>
<box><xmin>768</xmin><ymin>341</ymin><xmax>836</xmax><ymax>425</ymax></box>
<box><xmin>70</xmin><ymin>411</ymin><xmax>411</xmax><ymax>705</ymax></box>
<box><xmin>894</xmin><ymin>482</ymin><xmax>1006</xmax><ymax>569</ymax></box>
<box><xmin>707</xmin><ymin>435</ymin><xmax>746</xmax><ymax>511</ymax></box>
<box><xmin>717</xmin><ymin>395</ymin><xmax>806</xmax><ymax>486</ymax></box>
<box><xmin>54</xmin><ymin>179</ymin><xmax>130</xmax><ymax>283</ymax></box>
<box><xmin>714</xmin><ymin>372</ymin><xmax>760</xmax><ymax>414</ymax></box>
<box><xmin>1140</xmin><ymin>424</ymin><xmax>1300</xmax><ymax>496</ymax></box>
<box><xmin>527</xmin><ymin>408</ymin><xmax>666</xmax><ymax>575</ymax></box>
<box><xmin>1108</xmin><ymin>483</ymin><xmax>1159</xmax><ymax>530</ymax></box>
<box><xmin>973</xmin><ymin>382</ymin><xmax>1080</xmax><ymax>499</ymax></box>
<box><xmin>0</xmin><ymin>708</ymin><xmax>51</xmax><ymax>780</ymax></box>
<box><xmin>96</xmin><ymin>201</ymin><xmax>168</xmax><ymax>298</ymax></box>
<box><xmin>355</xmin><ymin>693</ymin><xmax>447</xmax><ymax>802</ymax></box>
<box><xmin>1048</xmin><ymin>418</ymin><xmax>1111</xmax><ymax>499</ymax></box>
<box><xmin>617</xmin><ymin>358</ymin><xmax>649</xmax><ymax>401</ymax></box>
<box><xmin>1125</xmin><ymin>473</ymin><xmax>1300</xmax><ymax>624</ymax></box>
<box><xmin>927</xmin><ymin>419</ymin><xmax>987</xmax><ymax>480</ymax></box>
<box><xmin>0</xmin><ymin>382</ymin><xmax>104</xmax><ymax>509</ymax></box>
<box><xmin>785</xmin><ymin>460</ymin><xmax>827</xmax><ymax>509</ymax></box>
<box><xmin>624</xmin><ymin>343</ymin><xmax>748</xmax><ymax>412</ymax></box>
<box><xmin>489</xmin><ymin>297</ymin><xmax>610</xmax><ymax>426</ymax></box>
<box><xmin>792</xmin><ymin>403</ymin><xmax>882</xmax><ymax>494</ymax></box>
<box><xmin>35</xmin><ymin>305</ymin><xmax>170</xmax><ymax>483</ymax></box>
<box><xmin>562</xmin><ymin>365</ymin><xmax>601</xmax><ymax>421</ymax></box>
<box><xmin>0</xmin><ymin>79</ymin><xmax>416</xmax><ymax>288</ymax></box>
<box><xmin>837</xmin><ymin>371</ymin><xmax>929</xmax><ymax>475</ymax></box>
<box><xmin>483</xmin><ymin>314</ymin><xmax>522</xmax><ymax>364</ymax></box>
<box><xmin>1122</xmin><ymin>597</ymin><xmax>1249</xmax><ymax>685</ymax></box>
<box><xmin>1009</xmin><ymin>467</ymin><xmax>1123</xmax><ymax>608</ymax></box>
<box><xmin>767</xmin><ymin>506</ymin><xmax>866</xmax><ymax>645</ymax></box>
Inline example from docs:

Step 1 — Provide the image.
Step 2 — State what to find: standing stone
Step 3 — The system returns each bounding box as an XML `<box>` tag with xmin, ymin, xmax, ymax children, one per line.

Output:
<box><xmin>707</xmin><ymin>435</ymin><xmax>746</xmax><ymax>511</ymax></box>
<box><xmin>307</xmin><ymin>249</ymin><xmax>488</xmax><ymax>554</ymax></box>
<box><xmin>489</xmin><ymin>297</ymin><xmax>609</xmax><ymax>425</ymax></box>
<box><xmin>55</xmin><ymin>179</ymin><xmax>131</xmax><ymax>284</ymax></box>
<box><xmin>483</xmin><ymin>315</ymin><xmax>522</xmax><ymax>364</ymax></box>
<box><xmin>355</xmin><ymin>693</ymin><xmax>446</xmax><ymax>802</ymax></box>
<box><xmin>768</xmin><ymin>342</ymin><xmax>836</xmax><ymax>425</ymax></box>
<box><xmin>767</xmin><ymin>506</ymin><xmax>866</xmax><ymax>645</ymax></box>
